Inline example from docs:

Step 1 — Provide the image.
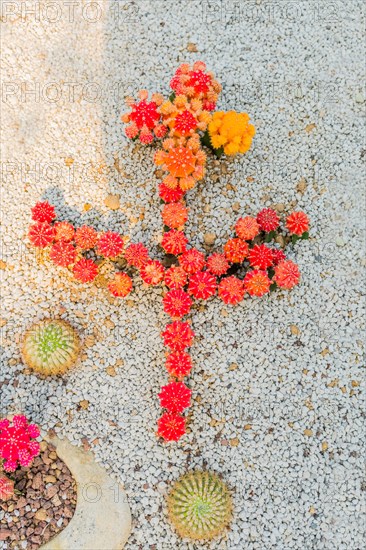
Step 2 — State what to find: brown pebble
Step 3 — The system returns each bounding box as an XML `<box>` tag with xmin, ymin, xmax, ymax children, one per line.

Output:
<box><xmin>44</xmin><ymin>475</ymin><xmax>57</xmax><ymax>483</ymax></box>
<box><xmin>34</xmin><ymin>509</ymin><xmax>48</xmax><ymax>521</ymax></box>
<box><xmin>104</xmin><ymin>194</ymin><xmax>120</xmax><ymax>210</ymax></box>
<box><xmin>17</xmin><ymin>497</ymin><xmax>27</xmax><ymax>508</ymax></box>
<box><xmin>45</xmin><ymin>485</ymin><xmax>58</xmax><ymax>500</ymax></box>
<box><xmin>187</xmin><ymin>42</ymin><xmax>198</xmax><ymax>52</ymax></box>
<box><xmin>32</xmin><ymin>473</ymin><xmax>43</xmax><ymax>490</ymax></box>
<box><xmin>51</xmin><ymin>494</ymin><xmax>61</xmax><ymax>507</ymax></box>
<box><xmin>204</xmin><ymin>233</ymin><xmax>216</xmax><ymax>246</ymax></box>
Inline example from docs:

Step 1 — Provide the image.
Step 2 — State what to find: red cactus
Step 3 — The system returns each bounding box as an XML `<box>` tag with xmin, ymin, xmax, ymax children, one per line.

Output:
<box><xmin>0</xmin><ymin>416</ymin><xmax>40</xmax><ymax>472</ymax></box>
<box><xmin>49</xmin><ymin>241</ymin><xmax>76</xmax><ymax>267</ymax></box>
<box><xmin>157</xmin><ymin>412</ymin><xmax>186</xmax><ymax>441</ymax></box>
<box><xmin>163</xmin><ymin>289</ymin><xmax>192</xmax><ymax>319</ymax></box>
<box><xmin>73</xmin><ymin>258</ymin><xmax>98</xmax><ymax>283</ymax></box>
<box><xmin>218</xmin><ymin>276</ymin><xmax>245</xmax><ymax>305</ymax></box>
<box><xmin>97</xmin><ymin>232</ymin><xmax>124</xmax><ymax>258</ymax></box>
<box><xmin>54</xmin><ymin>221</ymin><xmax>75</xmax><ymax>242</ymax></box>
<box><xmin>248</xmin><ymin>244</ymin><xmax>274</xmax><ymax>270</ymax></box>
<box><xmin>256</xmin><ymin>208</ymin><xmax>280</xmax><ymax>232</ymax></box>
<box><xmin>206</xmin><ymin>253</ymin><xmax>229</xmax><ymax>276</ymax></box>
<box><xmin>31</xmin><ymin>201</ymin><xmax>56</xmax><ymax>223</ymax></box>
<box><xmin>224</xmin><ymin>238</ymin><xmax>249</xmax><ymax>263</ymax></box>
<box><xmin>158</xmin><ymin>381</ymin><xmax>192</xmax><ymax>413</ymax></box>
<box><xmin>161</xmin><ymin>230</ymin><xmax>188</xmax><ymax>255</ymax></box>
<box><xmin>235</xmin><ymin>216</ymin><xmax>260</xmax><ymax>241</ymax></box>
<box><xmin>188</xmin><ymin>271</ymin><xmax>217</xmax><ymax>300</ymax></box>
<box><xmin>162</xmin><ymin>321</ymin><xmax>194</xmax><ymax>351</ymax></box>
<box><xmin>174</xmin><ymin>109</ymin><xmax>198</xmax><ymax>136</ymax></box>
<box><xmin>129</xmin><ymin>97</ymin><xmax>160</xmax><ymax>130</ymax></box>
<box><xmin>124</xmin><ymin>243</ymin><xmax>149</xmax><ymax>269</ymax></box>
<box><xmin>140</xmin><ymin>260</ymin><xmax>165</xmax><ymax>285</ymax></box>
<box><xmin>244</xmin><ymin>270</ymin><xmax>271</xmax><ymax>297</ymax></box>
<box><xmin>75</xmin><ymin>225</ymin><xmax>98</xmax><ymax>250</ymax></box>
<box><xmin>158</xmin><ymin>182</ymin><xmax>185</xmax><ymax>203</ymax></box>
<box><xmin>274</xmin><ymin>260</ymin><xmax>300</xmax><ymax>289</ymax></box>
<box><xmin>272</xmin><ymin>249</ymin><xmax>286</xmax><ymax>265</ymax></box>
<box><xmin>108</xmin><ymin>272</ymin><xmax>133</xmax><ymax>297</ymax></box>
<box><xmin>179</xmin><ymin>248</ymin><xmax>206</xmax><ymax>274</ymax></box>
<box><xmin>164</xmin><ymin>266</ymin><xmax>188</xmax><ymax>289</ymax></box>
<box><xmin>286</xmin><ymin>211</ymin><xmax>309</xmax><ymax>235</ymax></box>
<box><xmin>28</xmin><ymin>222</ymin><xmax>55</xmax><ymax>248</ymax></box>
<box><xmin>161</xmin><ymin>202</ymin><xmax>188</xmax><ymax>229</ymax></box>
<box><xmin>165</xmin><ymin>351</ymin><xmax>193</xmax><ymax>379</ymax></box>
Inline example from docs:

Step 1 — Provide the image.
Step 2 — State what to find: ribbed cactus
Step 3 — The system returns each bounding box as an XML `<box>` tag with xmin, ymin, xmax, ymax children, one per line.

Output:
<box><xmin>22</xmin><ymin>319</ymin><xmax>81</xmax><ymax>376</ymax></box>
<box><xmin>167</xmin><ymin>471</ymin><xmax>232</xmax><ymax>540</ymax></box>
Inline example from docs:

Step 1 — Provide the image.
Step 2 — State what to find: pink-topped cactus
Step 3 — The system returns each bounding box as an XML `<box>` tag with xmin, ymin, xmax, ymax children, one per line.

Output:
<box><xmin>0</xmin><ymin>416</ymin><xmax>40</xmax><ymax>472</ymax></box>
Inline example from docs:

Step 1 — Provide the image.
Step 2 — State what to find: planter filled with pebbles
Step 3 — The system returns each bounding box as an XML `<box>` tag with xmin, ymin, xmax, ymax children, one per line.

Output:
<box><xmin>0</xmin><ymin>441</ymin><xmax>77</xmax><ymax>549</ymax></box>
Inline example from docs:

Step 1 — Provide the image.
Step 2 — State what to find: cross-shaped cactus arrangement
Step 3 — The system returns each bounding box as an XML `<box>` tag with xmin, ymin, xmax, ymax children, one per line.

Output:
<box><xmin>26</xmin><ymin>61</ymin><xmax>310</xmax><ymax>443</ymax></box>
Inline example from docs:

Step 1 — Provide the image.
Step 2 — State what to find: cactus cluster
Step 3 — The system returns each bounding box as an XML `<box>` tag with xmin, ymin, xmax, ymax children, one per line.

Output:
<box><xmin>167</xmin><ymin>471</ymin><xmax>232</xmax><ymax>541</ymax></box>
<box><xmin>22</xmin><ymin>319</ymin><xmax>81</xmax><ymax>376</ymax></box>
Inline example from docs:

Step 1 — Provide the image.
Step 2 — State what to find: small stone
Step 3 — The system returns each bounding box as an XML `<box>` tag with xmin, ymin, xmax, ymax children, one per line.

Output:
<box><xmin>275</xmin><ymin>235</ymin><xmax>286</xmax><ymax>248</ymax></box>
<box><xmin>106</xmin><ymin>366</ymin><xmax>117</xmax><ymax>377</ymax></box>
<box><xmin>336</xmin><ymin>237</ymin><xmax>345</xmax><ymax>247</ymax></box>
<box><xmin>229</xmin><ymin>363</ymin><xmax>238</xmax><ymax>371</ymax></box>
<box><xmin>296</xmin><ymin>178</ymin><xmax>307</xmax><ymax>194</ymax></box>
<box><xmin>204</xmin><ymin>233</ymin><xmax>216</xmax><ymax>246</ymax></box>
<box><xmin>232</xmin><ymin>202</ymin><xmax>240</xmax><ymax>212</ymax></box>
<box><xmin>230</xmin><ymin>438</ymin><xmax>239</xmax><ymax>447</ymax></box>
<box><xmin>305</xmin><ymin>123</ymin><xmax>316</xmax><ymax>133</ymax></box>
<box><xmin>244</xmin><ymin>424</ymin><xmax>252</xmax><ymax>430</ymax></box>
<box><xmin>35</xmin><ymin>509</ymin><xmax>48</xmax><ymax>521</ymax></box>
<box><xmin>45</xmin><ymin>475</ymin><xmax>57</xmax><ymax>483</ymax></box>
<box><xmin>290</xmin><ymin>325</ymin><xmax>300</xmax><ymax>336</ymax></box>
<box><xmin>64</xmin><ymin>157</ymin><xmax>74</xmax><ymax>167</ymax></box>
<box><xmin>274</xmin><ymin>203</ymin><xmax>285</xmax><ymax>212</ymax></box>
<box><xmin>355</xmin><ymin>92</ymin><xmax>365</xmax><ymax>103</ymax></box>
<box><xmin>187</xmin><ymin>42</ymin><xmax>198</xmax><ymax>52</ymax></box>
<box><xmin>83</xmin><ymin>203</ymin><xmax>92</xmax><ymax>211</ymax></box>
<box><xmin>0</xmin><ymin>260</ymin><xmax>7</xmax><ymax>270</ymax></box>
<box><xmin>104</xmin><ymin>194</ymin><xmax>120</xmax><ymax>210</ymax></box>
<box><xmin>0</xmin><ymin>318</ymin><xmax>7</xmax><ymax>327</ymax></box>
<box><xmin>84</xmin><ymin>335</ymin><xmax>96</xmax><ymax>348</ymax></box>
<box><xmin>17</xmin><ymin>497</ymin><xmax>27</xmax><ymax>508</ymax></box>
<box><xmin>45</xmin><ymin>485</ymin><xmax>58</xmax><ymax>499</ymax></box>
<box><xmin>304</xmin><ymin>429</ymin><xmax>313</xmax><ymax>437</ymax></box>
<box><xmin>32</xmin><ymin>473</ymin><xmax>43</xmax><ymax>490</ymax></box>
<box><xmin>321</xmin><ymin>442</ymin><xmax>328</xmax><ymax>452</ymax></box>
<box><xmin>51</xmin><ymin>494</ymin><xmax>62</xmax><ymax>507</ymax></box>
<box><xmin>79</xmin><ymin>400</ymin><xmax>89</xmax><ymax>409</ymax></box>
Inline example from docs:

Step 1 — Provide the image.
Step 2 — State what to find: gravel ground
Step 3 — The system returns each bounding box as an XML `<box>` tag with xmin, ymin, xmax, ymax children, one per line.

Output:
<box><xmin>1</xmin><ymin>1</ymin><xmax>365</xmax><ymax>549</ymax></box>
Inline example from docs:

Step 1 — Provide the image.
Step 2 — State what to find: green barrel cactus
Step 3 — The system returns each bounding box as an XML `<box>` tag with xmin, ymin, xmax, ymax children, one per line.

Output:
<box><xmin>167</xmin><ymin>471</ymin><xmax>232</xmax><ymax>541</ymax></box>
<box><xmin>22</xmin><ymin>319</ymin><xmax>81</xmax><ymax>376</ymax></box>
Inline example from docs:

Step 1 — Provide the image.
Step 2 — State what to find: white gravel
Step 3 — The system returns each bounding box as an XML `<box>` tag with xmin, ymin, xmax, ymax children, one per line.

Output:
<box><xmin>1</xmin><ymin>1</ymin><xmax>365</xmax><ymax>549</ymax></box>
